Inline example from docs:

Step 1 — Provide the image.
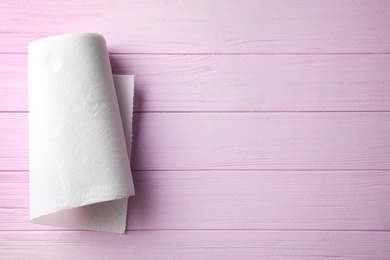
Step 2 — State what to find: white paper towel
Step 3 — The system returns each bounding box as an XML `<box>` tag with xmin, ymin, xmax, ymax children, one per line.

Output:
<box><xmin>28</xmin><ymin>33</ymin><xmax>135</xmax><ymax>233</ymax></box>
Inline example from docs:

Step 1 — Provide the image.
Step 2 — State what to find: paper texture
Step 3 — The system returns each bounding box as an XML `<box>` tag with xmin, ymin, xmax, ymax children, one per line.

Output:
<box><xmin>28</xmin><ymin>33</ymin><xmax>135</xmax><ymax>233</ymax></box>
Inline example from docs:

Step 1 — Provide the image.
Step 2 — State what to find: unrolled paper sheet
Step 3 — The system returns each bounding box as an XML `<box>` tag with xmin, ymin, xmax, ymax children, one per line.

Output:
<box><xmin>28</xmin><ymin>33</ymin><xmax>135</xmax><ymax>233</ymax></box>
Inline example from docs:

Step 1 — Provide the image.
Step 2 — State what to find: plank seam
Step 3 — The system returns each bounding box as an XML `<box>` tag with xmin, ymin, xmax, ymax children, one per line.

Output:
<box><xmin>2</xmin><ymin>169</ymin><xmax>390</xmax><ymax>172</ymax></box>
<box><xmin>2</xmin><ymin>111</ymin><xmax>390</xmax><ymax>114</ymax></box>
<box><xmin>1</xmin><ymin>229</ymin><xmax>390</xmax><ymax>233</ymax></box>
<box><xmin>2</xmin><ymin>52</ymin><xmax>390</xmax><ymax>55</ymax></box>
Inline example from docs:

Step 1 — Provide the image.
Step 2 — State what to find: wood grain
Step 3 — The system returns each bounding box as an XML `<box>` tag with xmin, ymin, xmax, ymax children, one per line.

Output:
<box><xmin>2</xmin><ymin>54</ymin><xmax>390</xmax><ymax>112</ymax></box>
<box><xmin>1</xmin><ymin>0</ymin><xmax>390</xmax><ymax>258</ymax></box>
<box><xmin>1</xmin><ymin>230</ymin><xmax>390</xmax><ymax>259</ymax></box>
<box><xmin>1</xmin><ymin>170</ymin><xmax>390</xmax><ymax>231</ymax></box>
<box><xmin>1</xmin><ymin>113</ymin><xmax>389</xmax><ymax>171</ymax></box>
<box><xmin>1</xmin><ymin>0</ymin><xmax>390</xmax><ymax>54</ymax></box>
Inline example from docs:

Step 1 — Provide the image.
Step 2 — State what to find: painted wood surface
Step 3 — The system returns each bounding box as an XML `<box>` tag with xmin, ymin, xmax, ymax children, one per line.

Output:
<box><xmin>1</xmin><ymin>170</ymin><xmax>390</xmax><ymax>231</ymax></box>
<box><xmin>1</xmin><ymin>113</ymin><xmax>390</xmax><ymax>171</ymax></box>
<box><xmin>1</xmin><ymin>0</ymin><xmax>389</xmax><ymax>259</ymax></box>
<box><xmin>1</xmin><ymin>0</ymin><xmax>390</xmax><ymax>54</ymax></box>
<box><xmin>1</xmin><ymin>231</ymin><xmax>390</xmax><ymax>260</ymax></box>
<box><xmin>2</xmin><ymin>54</ymin><xmax>390</xmax><ymax>112</ymax></box>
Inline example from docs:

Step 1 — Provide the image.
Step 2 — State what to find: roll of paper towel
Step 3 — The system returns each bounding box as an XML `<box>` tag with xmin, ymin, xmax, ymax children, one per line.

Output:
<box><xmin>28</xmin><ymin>33</ymin><xmax>135</xmax><ymax>233</ymax></box>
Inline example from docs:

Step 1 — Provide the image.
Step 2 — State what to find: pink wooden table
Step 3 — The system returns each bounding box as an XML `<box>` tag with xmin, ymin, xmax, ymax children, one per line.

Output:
<box><xmin>1</xmin><ymin>0</ymin><xmax>390</xmax><ymax>259</ymax></box>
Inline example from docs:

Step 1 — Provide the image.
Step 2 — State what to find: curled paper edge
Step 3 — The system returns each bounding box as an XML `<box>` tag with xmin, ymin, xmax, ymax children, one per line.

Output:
<box><xmin>28</xmin><ymin>33</ymin><xmax>135</xmax><ymax>233</ymax></box>
<box><xmin>30</xmin><ymin>75</ymin><xmax>135</xmax><ymax>233</ymax></box>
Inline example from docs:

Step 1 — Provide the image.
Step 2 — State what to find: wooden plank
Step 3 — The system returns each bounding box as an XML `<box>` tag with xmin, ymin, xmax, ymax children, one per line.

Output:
<box><xmin>1</xmin><ymin>0</ymin><xmax>390</xmax><ymax>54</ymax></box>
<box><xmin>1</xmin><ymin>112</ymin><xmax>389</xmax><ymax>171</ymax></box>
<box><xmin>1</xmin><ymin>170</ymin><xmax>390</xmax><ymax>231</ymax></box>
<box><xmin>2</xmin><ymin>54</ymin><xmax>390</xmax><ymax>112</ymax></box>
<box><xmin>0</xmin><ymin>114</ymin><xmax>28</xmax><ymax>170</ymax></box>
<box><xmin>1</xmin><ymin>230</ymin><xmax>390</xmax><ymax>259</ymax></box>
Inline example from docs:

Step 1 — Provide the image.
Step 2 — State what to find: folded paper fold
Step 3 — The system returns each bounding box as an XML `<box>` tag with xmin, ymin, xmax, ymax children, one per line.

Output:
<box><xmin>28</xmin><ymin>33</ymin><xmax>135</xmax><ymax>233</ymax></box>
